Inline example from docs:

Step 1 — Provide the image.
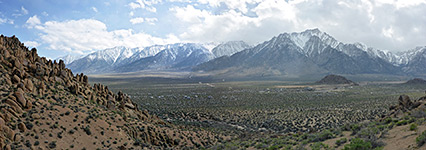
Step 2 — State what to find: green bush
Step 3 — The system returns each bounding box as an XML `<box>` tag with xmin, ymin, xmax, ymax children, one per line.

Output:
<box><xmin>410</xmin><ymin>123</ymin><xmax>418</xmax><ymax>131</ymax></box>
<box><xmin>358</xmin><ymin>127</ymin><xmax>379</xmax><ymax>138</ymax></box>
<box><xmin>383</xmin><ymin>117</ymin><xmax>392</xmax><ymax>124</ymax></box>
<box><xmin>396</xmin><ymin>120</ymin><xmax>408</xmax><ymax>126</ymax></box>
<box><xmin>335</xmin><ymin>138</ymin><xmax>347</xmax><ymax>147</ymax></box>
<box><xmin>267</xmin><ymin>144</ymin><xmax>287</xmax><ymax>150</ymax></box>
<box><xmin>343</xmin><ymin>138</ymin><xmax>372</xmax><ymax>150</ymax></box>
<box><xmin>311</xmin><ymin>142</ymin><xmax>329</xmax><ymax>150</ymax></box>
<box><xmin>350</xmin><ymin>124</ymin><xmax>362</xmax><ymax>135</ymax></box>
<box><xmin>318</xmin><ymin>130</ymin><xmax>334</xmax><ymax>141</ymax></box>
<box><xmin>416</xmin><ymin>130</ymin><xmax>426</xmax><ymax>147</ymax></box>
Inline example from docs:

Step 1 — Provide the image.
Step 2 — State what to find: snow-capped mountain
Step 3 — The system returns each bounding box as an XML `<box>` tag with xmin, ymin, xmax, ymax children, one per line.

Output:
<box><xmin>67</xmin><ymin>46</ymin><xmax>144</xmax><ymax>74</ymax></box>
<box><xmin>399</xmin><ymin>47</ymin><xmax>426</xmax><ymax>74</ymax></box>
<box><xmin>288</xmin><ymin>28</ymin><xmax>340</xmax><ymax>56</ymax></box>
<box><xmin>115</xmin><ymin>45</ymin><xmax>168</xmax><ymax>66</ymax></box>
<box><xmin>59</xmin><ymin>28</ymin><xmax>425</xmax><ymax>76</ymax></box>
<box><xmin>212</xmin><ymin>41</ymin><xmax>251</xmax><ymax>57</ymax></box>
<box><xmin>62</xmin><ymin>41</ymin><xmax>246</xmax><ymax>74</ymax></box>
<box><xmin>396</xmin><ymin>46</ymin><xmax>426</xmax><ymax>65</ymax></box>
<box><xmin>116</xmin><ymin>43</ymin><xmax>216</xmax><ymax>72</ymax></box>
<box><xmin>55</xmin><ymin>54</ymin><xmax>83</xmax><ymax>65</ymax></box>
<box><xmin>194</xmin><ymin>29</ymin><xmax>413</xmax><ymax>78</ymax></box>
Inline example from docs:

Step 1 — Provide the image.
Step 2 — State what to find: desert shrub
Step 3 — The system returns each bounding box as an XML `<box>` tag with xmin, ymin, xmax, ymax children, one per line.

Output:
<box><xmin>416</xmin><ymin>130</ymin><xmax>426</xmax><ymax>147</ymax></box>
<box><xmin>318</xmin><ymin>130</ymin><xmax>334</xmax><ymax>141</ymax></box>
<box><xmin>341</xmin><ymin>124</ymin><xmax>351</xmax><ymax>131</ymax></box>
<box><xmin>266</xmin><ymin>144</ymin><xmax>286</xmax><ymax>150</ymax></box>
<box><xmin>386</xmin><ymin>122</ymin><xmax>395</xmax><ymax>129</ymax></box>
<box><xmin>350</xmin><ymin>124</ymin><xmax>362</xmax><ymax>135</ymax></box>
<box><xmin>255</xmin><ymin>143</ymin><xmax>267</xmax><ymax>149</ymax></box>
<box><xmin>396</xmin><ymin>120</ymin><xmax>408</xmax><ymax>126</ymax></box>
<box><xmin>410</xmin><ymin>123</ymin><xmax>418</xmax><ymax>131</ymax></box>
<box><xmin>335</xmin><ymin>138</ymin><xmax>347</xmax><ymax>147</ymax></box>
<box><xmin>357</xmin><ymin>126</ymin><xmax>385</xmax><ymax>148</ymax></box>
<box><xmin>358</xmin><ymin>127</ymin><xmax>379</xmax><ymax>138</ymax></box>
<box><xmin>376</xmin><ymin>125</ymin><xmax>386</xmax><ymax>131</ymax></box>
<box><xmin>310</xmin><ymin>142</ymin><xmax>330</xmax><ymax>150</ymax></box>
<box><xmin>308</xmin><ymin>130</ymin><xmax>334</xmax><ymax>142</ymax></box>
<box><xmin>343</xmin><ymin>138</ymin><xmax>372</xmax><ymax>150</ymax></box>
<box><xmin>383</xmin><ymin>117</ymin><xmax>393</xmax><ymax>124</ymax></box>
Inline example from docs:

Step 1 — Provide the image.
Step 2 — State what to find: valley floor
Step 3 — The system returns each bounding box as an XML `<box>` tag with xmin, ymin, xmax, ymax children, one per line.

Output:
<box><xmin>91</xmin><ymin>76</ymin><xmax>426</xmax><ymax>149</ymax></box>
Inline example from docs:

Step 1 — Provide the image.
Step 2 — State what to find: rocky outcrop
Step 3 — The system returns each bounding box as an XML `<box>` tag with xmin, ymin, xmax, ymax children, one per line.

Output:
<box><xmin>404</xmin><ymin>78</ymin><xmax>426</xmax><ymax>85</ymax></box>
<box><xmin>0</xmin><ymin>35</ymin><xmax>220</xmax><ymax>149</ymax></box>
<box><xmin>316</xmin><ymin>74</ymin><xmax>358</xmax><ymax>85</ymax></box>
<box><xmin>388</xmin><ymin>94</ymin><xmax>426</xmax><ymax>118</ymax></box>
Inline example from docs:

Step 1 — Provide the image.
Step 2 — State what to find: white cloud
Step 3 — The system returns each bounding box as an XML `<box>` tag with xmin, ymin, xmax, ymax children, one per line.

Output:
<box><xmin>170</xmin><ymin>5</ymin><xmax>210</xmax><ymax>23</ymax></box>
<box><xmin>25</xmin><ymin>15</ymin><xmax>41</xmax><ymax>29</ymax></box>
<box><xmin>21</xmin><ymin>6</ymin><xmax>28</xmax><ymax>15</ymax></box>
<box><xmin>130</xmin><ymin>17</ymin><xmax>144</xmax><ymax>24</ymax></box>
<box><xmin>92</xmin><ymin>7</ymin><xmax>98</xmax><ymax>13</ymax></box>
<box><xmin>168</xmin><ymin>0</ymin><xmax>192</xmax><ymax>2</ymax></box>
<box><xmin>145</xmin><ymin>17</ymin><xmax>158</xmax><ymax>25</ymax></box>
<box><xmin>375</xmin><ymin>0</ymin><xmax>426</xmax><ymax>9</ymax></box>
<box><xmin>130</xmin><ymin>17</ymin><xmax>158</xmax><ymax>25</ymax></box>
<box><xmin>0</xmin><ymin>17</ymin><xmax>14</xmax><ymax>24</ymax></box>
<box><xmin>382</xmin><ymin>27</ymin><xmax>394</xmax><ymax>38</ymax></box>
<box><xmin>12</xmin><ymin>6</ymin><xmax>28</xmax><ymax>17</ymax></box>
<box><xmin>199</xmin><ymin>0</ymin><xmax>262</xmax><ymax>13</ymax></box>
<box><xmin>167</xmin><ymin>0</ymin><xmax>426</xmax><ymax>52</ymax></box>
<box><xmin>23</xmin><ymin>41</ymin><xmax>40</xmax><ymax>48</ymax></box>
<box><xmin>170</xmin><ymin>1</ymin><xmax>301</xmax><ymax>43</ymax></box>
<box><xmin>41</xmin><ymin>11</ymin><xmax>49</xmax><ymax>16</ymax></box>
<box><xmin>33</xmin><ymin>19</ymin><xmax>179</xmax><ymax>54</ymax></box>
<box><xmin>128</xmin><ymin>0</ymin><xmax>161</xmax><ymax>12</ymax></box>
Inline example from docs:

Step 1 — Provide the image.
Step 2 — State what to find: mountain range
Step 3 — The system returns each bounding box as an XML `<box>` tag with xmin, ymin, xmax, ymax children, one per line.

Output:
<box><xmin>57</xmin><ymin>29</ymin><xmax>425</xmax><ymax>78</ymax></box>
<box><xmin>194</xmin><ymin>29</ymin><xmax>425</xmax><ymax>78</ymax></box>
<box><xmin>62</xmin><ymin>41</ymin><xmax>250</xmax><ymax>74</ymax></box>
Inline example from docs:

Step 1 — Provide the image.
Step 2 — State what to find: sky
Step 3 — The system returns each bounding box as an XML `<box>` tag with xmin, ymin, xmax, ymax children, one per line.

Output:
<box><xmin>0</xmin><ymin>0</ymin><xmax>425</xmax><ymax>59</ymax></box>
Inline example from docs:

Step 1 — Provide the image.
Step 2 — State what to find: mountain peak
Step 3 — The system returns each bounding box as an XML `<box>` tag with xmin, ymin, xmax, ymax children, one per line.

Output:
<box><xmin>212</xmin><ymin>41</ymin><xmax>251</xmax><ymax>57</ymax></box>
<box><xmin>283</xmin><ymin>28</ymin><xmax>340</xmax><ymax>51</ymax></box>
<box><xmin>302</xmin><ymin>28</ymin><xmax>322</xmax><ymax>34</ymax></box>
<box><xmin>55</xmin><ymin>54</ymin><xmax>84</xmax><ymax>65</ymax></box>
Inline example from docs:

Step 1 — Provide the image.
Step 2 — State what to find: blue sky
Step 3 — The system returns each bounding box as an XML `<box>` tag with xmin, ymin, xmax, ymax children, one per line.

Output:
<box><xmin>1</xmin><ymin>0</ymin><xmax>425</xmax><ymax>59</ymax></box>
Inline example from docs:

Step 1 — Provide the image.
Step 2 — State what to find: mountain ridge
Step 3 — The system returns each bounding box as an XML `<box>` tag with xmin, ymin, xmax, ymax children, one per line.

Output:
<box><xmin>62</xmin><ymin>41</ymin><xmax>250</xmax><ymax>74</ymax></box>
<box><xmin>194</xmin><ymin>29</ymin><xmax>424</xmax><ymax>78</ymax></box>
<box><xmin>57</xmin><ymin>29</ymin><xmax>425</xmax><ymax>76</ymax></box>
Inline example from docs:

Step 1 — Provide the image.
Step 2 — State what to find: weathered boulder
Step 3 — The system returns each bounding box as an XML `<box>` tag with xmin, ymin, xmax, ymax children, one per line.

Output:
<box><xmin>398</xmin><ymin>95</ymin><xmax>412</xmax><ymax>110</ymax></box>
<box><xmin>24</xmin><ymin>78</ymin><xmax>34</xmax><ymax>91</ymax></box>
<box><xmin>18</xmin><ymin>122</ymin><xmax>27</xmax><ymax>132</ymax></box>
<box><xmin>12</xmin><ymin>75</ymin><xmax>20</xmax><ymax>83</ymax></box>
<box><xmin>4</xmin><ymin>99</ymin><xmax>22</xmax><ymax>113</ymax></box>
<box><xmin>14</xmin><ymin>88</ymin><xmax>27</xmax><ymax>108</ymax></box>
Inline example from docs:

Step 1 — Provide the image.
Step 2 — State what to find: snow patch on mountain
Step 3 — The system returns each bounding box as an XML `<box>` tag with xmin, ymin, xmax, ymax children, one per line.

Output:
<box><xmin>212</xmin><ymin>41</ymin><xmax>251</xmax><ymax>57</ymax></box>
<box><xmin>55</xmin><ymin>54</ymin><xmax>84</xmax><ymax>65</ymax></box>
<box><xmin>288</xmin><ymin>28</ymin><xmax>340</xmax><ymax>54</ymax></box>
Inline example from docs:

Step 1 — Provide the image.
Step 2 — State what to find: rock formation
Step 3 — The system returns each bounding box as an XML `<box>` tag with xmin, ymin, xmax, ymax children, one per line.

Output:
<box><xmin>0</xmin><ymin>35</ymin><xmax>220</xmax><ymax>149</ymax></box>
<box><xmin>404</xmin><ymin>78</ymin><xmax>426</xmax><ymax>85</ymax></box>
<box><xmin>316</xmin><ymin>74</ymin><xmax>358</xmax><ymax>85</ymax></box>
<box><xmin>388</xmin><ymin>94</ymin><xmax>426</xmax><ymax>118</ymax></box>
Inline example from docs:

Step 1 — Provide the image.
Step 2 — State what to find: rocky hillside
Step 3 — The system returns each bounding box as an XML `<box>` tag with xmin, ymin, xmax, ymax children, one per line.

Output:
<box><xmin>405</xmin><ymin>78</ymin><xmax>426</xmax><ymax>85</ymax></box>
<box><xmin>0</xmin><ymin>35</ymin><xmax>221</xmax><ymax>149</ymax></box>
<box><xmin>316</xmin><ymin>74</ymin><xmax>358</xmax><ymax>85</ymax></box>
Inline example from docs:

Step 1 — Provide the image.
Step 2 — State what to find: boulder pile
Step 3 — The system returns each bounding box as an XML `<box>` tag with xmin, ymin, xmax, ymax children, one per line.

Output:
<box><xmin>0</xmin><ymin>35</ymin><xmax>219</xmax><ymax>149</ymax></box>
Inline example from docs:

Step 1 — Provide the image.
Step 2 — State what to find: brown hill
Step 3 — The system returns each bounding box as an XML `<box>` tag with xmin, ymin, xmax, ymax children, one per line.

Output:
<box><xmin>316</xmin><ymin>74</ymin><xmax>358</xmax><ymax>85</ymax></box>
<box><xmin>405</xmin><ymin>78</ymin><xmax>426</xmax><ymax>85</ymax></box>
<box><xmin>0</xmin><ymin>35</ymin><xmax>220</xmax><ymax>149</ymax></box>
